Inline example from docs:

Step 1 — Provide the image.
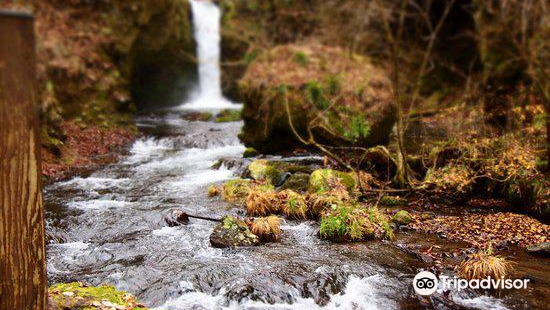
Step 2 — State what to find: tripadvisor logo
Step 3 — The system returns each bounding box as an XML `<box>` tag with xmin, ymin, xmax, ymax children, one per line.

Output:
<box><xmin>413</xmin><ymin>271</ymin><xmax>530</xmax><ymax>296</ymax></box>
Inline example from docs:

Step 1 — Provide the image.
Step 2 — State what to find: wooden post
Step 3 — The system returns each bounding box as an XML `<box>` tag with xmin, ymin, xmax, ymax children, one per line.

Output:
<box><xmin>0</xmin><ymin>11</ymin><xmax>47</xmax><ymax>310</ymax></box>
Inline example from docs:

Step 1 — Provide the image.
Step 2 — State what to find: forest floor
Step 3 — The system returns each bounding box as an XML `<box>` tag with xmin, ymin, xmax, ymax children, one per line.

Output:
<box><xmin>41</xmin><ymin>121</ymin><xmax>135</xmax><ymax>182</ymax></box>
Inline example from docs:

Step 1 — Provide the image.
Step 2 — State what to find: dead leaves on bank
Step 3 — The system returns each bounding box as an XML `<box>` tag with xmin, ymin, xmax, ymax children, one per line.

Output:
<box><xmin>410</xmin><ymin>212</ymin><xmax>549</xmax><ymax>248</ymax></box>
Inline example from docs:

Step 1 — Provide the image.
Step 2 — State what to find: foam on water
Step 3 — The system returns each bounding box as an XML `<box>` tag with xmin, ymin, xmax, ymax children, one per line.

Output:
<box><xmin>68</xmin><ymin>199</ymin><xmax>130</xmax><ymax>210</ymax></box>
<box><xmin>57</xmin><ymin>177</ymin><xmax>130</xmax><ymax>192</ymax></box>
<box><xmin>453</xmin><ymin>295</ymin><xmax>510</xmax><ymax>310</ymax></box>
<box><xmin>126</xmin><ymin>138</ymin><xmax>173</xmax><ymax>164</ymax></box>
<box><xmin>154</xmin><ymin>275</ymin><xmax>398</xmax><ymax>310</ymax></box>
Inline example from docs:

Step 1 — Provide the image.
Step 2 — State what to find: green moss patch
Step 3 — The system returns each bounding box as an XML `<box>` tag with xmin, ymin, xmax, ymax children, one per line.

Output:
<box><xmin>215</xmin><ymin>109</ymin><xmax>242</xmax><ymax>122</ymax></box>
<box><xmin>320</xmin><ymin>203</ymin><xmax>394</xmax><ymax>241</ymax></box>
<box><xmin>49</xmin><ymin>282</ymin><xmax>147</xmax><ymax>309</ymax></box>
<box><xmin>308</xmin><ymin>169</ymin><xmax>356</xmax><ymax>194</ymax></box>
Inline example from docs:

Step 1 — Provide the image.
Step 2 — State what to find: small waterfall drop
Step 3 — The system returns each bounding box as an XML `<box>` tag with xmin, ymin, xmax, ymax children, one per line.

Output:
<box><xmin>183</xmin><ymin>0</ymin><xmax>239</xmax><ymax>109</ymax></box>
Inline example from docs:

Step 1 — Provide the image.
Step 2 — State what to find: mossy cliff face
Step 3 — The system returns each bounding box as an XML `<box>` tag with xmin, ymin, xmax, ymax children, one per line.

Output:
<box><xmin>34</xmin><ymin>0</ymin><xmax>195</xmax><ymax>175</ymax></box>
<box><xmin>238</xmin><ymin>43</ymin><xmax>395</xmax><ymax>153</ymax></box>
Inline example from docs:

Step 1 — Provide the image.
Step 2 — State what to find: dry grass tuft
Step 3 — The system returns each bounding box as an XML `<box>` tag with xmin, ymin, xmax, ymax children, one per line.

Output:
<box><xmin>208</xmin><ymin>185</ymin><xmax>220</xmax><ymax>197</ymax></box>
<box><xmin>278</xmin><ymin>189</ymin><xmax>308</xmax><ymax>219</ymax></box>
<box><xmin>246</xmin><ymin>189</ymin><xmax>279</xmax><ymax>216</ymax></box>
<box><xmin>306</xmin><ymin>193</ymin><xmax>342</xmax><ymax>218</ymax></box>
<box><xmin>251</xmin><ymin>215</ymin><xmax>282</xmax><ymax>241</ymax></box>
<box><xmin>458</xmin><ymin>248</ymin><xmax>514</xmax><ymax>281</ymax></box>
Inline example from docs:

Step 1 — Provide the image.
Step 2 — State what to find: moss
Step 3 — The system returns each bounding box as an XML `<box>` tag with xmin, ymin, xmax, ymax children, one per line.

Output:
<box><xmin>391</xmin><ymin>210</ymin><xmax>412</xmax><ymax>225</ymax></box>
<box><xmin>379</xmin><ymin>196</ymin><xmax>408</xmax><ymax>207</ymax></box>
<box><xmin>308</xmin><ymin>169</ymin><xmax>356</xmax><ymax>194</ymax></box>
<box><xmin>248</xmin><ymin>159</ymin><xmax>282</xmax><ymax>185</ymax></box>
<box><xmin>279</xmin><ymin>172</ymin><xmax>310</xmax><ymax>192</ymax></box>
<box><xmin>319</xmin><ymin>203</ymin><xmax>394</xmax><ymax>241</ymax></box>
<box><xmin>211</xmin><ymin>216</ymin><xmax>259</xmax><ymax>248</ymax></box>
<box><xmin>215</xmin><ymin>109</ymin><xmax>242</xmax><ymax>122</ymax></box>
<box><xmin>243</xmin><ymin>147</ymin><xmax>259</xmax><ymax>158</ymax></box>
<box><xmin>49</xmin><ymin>282</ymin><xmax>147</xmax><ymax>309</ymax></box>
<box><xmin>278</xmin><ymin>190</ymin><xmax>308</xmax><ymax>219</ymax></box>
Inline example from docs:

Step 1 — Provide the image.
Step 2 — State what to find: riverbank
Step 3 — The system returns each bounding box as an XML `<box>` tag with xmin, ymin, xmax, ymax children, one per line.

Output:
<box><xmin>41</xmin><ymin>121</ymin><xmax>135</xmax><ymax>182</ymax></box>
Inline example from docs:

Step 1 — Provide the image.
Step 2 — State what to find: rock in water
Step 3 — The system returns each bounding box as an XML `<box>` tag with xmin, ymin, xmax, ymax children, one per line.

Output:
<box><xmin>210</xmin><ymin>216</ymin><xmax>259</xmax><ymax>248</ymax></box>
<box><xmin>165</xmin><ymin>210</ymin><xmax>189</xmax><ymax>227</ymax></box>
<box><xmin>526</xmin><ymin>242</ymin><xmax>550</xmax><ymax>257</ymax></box>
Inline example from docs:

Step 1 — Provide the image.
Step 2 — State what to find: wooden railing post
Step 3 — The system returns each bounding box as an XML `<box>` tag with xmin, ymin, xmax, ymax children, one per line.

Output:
<box><xmin>0</xmin><ymin>11</ymin><xmax>47</xmax><ymax>310</ymax></box>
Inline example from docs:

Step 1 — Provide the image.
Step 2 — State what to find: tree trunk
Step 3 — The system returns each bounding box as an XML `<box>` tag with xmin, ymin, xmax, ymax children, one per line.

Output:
<box><xmin>0</xmin><ymin>11</ymin><xmax>47</xmax><ymax>310</ymax></box>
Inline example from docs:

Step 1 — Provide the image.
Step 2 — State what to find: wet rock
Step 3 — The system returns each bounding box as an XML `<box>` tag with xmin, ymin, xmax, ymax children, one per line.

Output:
<box><xmin>210</xmin><ymin>216</ymin><xmax>259</xmax><ymax>248</ymax></box>
<box><xmin>526</xmin><ymin>242</ymin><xmax>550</xmax><ymax>257</ymax></box>
<box><xmin>279</xmin><ymin>172</ymin><xmax>310</xmax><ymax>191</ymax></box>
<box><xmin>391</xmin><ymin>210</ymin><xmax>412</xmax><ymax>226</ymax></box>
<box><xmin>212</xmin><ymin>157</ymin><xmax>250</xmax><ymax>176</ymax></box>
<box><xmin>164</xmin><ymin>210</ymin><xmax>189</xmax><ymax>227</ymax></box>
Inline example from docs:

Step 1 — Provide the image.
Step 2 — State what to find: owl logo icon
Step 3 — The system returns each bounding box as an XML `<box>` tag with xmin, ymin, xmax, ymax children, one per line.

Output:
<box><xmin>413</xmin><ymin>271</ymin><xmax>438</xmax><ymax>295</ymax></box>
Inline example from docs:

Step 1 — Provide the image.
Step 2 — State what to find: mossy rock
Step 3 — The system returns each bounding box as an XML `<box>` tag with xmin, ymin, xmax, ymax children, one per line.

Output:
<box><xmin>248</xmin><ymin>159</ymin><xmax>282</xmax><ymax>185</ymax></box>
<box><xmin>238</xmin><ymin>43</ymin><xmax>395</xmax><ymax>153</ymax></box>
<box><xmin>210</xmin><ymin>216</ymin><xmax>259</xmax><ymax>248</ymax></box>
<box><xmin>243</xmin><ymin>147</ymin><xmax>259</xmax><ymax>158</ymax></box>
<box><xmin>391</xmin><ymin>210</ymin><xmax>412</xmax><ymax>225</ymax></box>
<box><xmin>308</xmin><ymin>169</ymin><xmax>356</xmax><ymax>194</ymax></box>
<box><xmin>215</xmin><ymin>109</ymin><xmax>242</xmax><ymax>122</ymax></box>
<box><xmin>319</xmin><ymin>203</ymin><xmax>394</xmax><ymax>241</ymax></box>
<box><xmin>380</xmin><ymin>196</ymin><xmax>408</xmax><ymax>207</ymax></box>
<box><xmin>279</xmin><ymin>172</ymin><xmax>310</xmax><ymax>192</ymax></box>
<box><xmin>182</xmin><ymin>111</ymin><xmax>213</xmax><ymax>122</ymax></box>
<box><xmin>48</xmin><ymin>282</ymin><xmax>147</xmax><ymax>309</ymax></box>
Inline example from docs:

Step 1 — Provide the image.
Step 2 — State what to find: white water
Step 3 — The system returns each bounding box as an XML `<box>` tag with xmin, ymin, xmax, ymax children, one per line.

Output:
<box><xmin>183</xmin><ymin>0</ymin><xmax>239</xmax><ymax>109</ymax></box>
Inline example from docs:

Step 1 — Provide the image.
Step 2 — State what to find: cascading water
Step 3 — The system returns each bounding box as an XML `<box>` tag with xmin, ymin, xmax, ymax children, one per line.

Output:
<box><xmin>183</xmin><ymin>0</ymin><xmax>239</xmax><ymax>109</ymax></box>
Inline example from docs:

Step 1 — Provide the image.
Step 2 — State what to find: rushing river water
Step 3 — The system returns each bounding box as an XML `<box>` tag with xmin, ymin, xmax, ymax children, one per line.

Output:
<box><xmin>43</xmin><ymin>110</ymin><xmax>526</xmax><ymax>310</ymax></box>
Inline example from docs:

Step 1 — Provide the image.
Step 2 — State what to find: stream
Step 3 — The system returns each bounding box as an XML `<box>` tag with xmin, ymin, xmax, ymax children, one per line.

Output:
<box><xmin>44</xmin><ymin>110</ymin><xmax>524</xmax><ymax>310</ymax></box>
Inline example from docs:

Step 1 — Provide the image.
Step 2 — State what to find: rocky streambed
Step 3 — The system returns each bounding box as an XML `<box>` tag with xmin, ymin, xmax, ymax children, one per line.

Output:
<box><xmin>45</xmin><ymin>110</ymin><xmax>548</xmax><ymax>309</ymax></box>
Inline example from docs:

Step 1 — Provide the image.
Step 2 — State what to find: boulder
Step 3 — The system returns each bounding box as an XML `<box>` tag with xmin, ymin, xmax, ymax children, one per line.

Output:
<box><xmin>238</xmin><ymin>43</ymin><xmax>395</xmax><ymax>153</ymax></box>
<box><xmin>164</xmin><ymin>210</ymin><xmax>189</xmax><ymax>227</ymax></box>
<box><xmin>279</xmin><ymin>172</ymin><xmax>310</xmax><ymax>192</ymax></box>
<box><xmin>210</xmin><ymin>216</ymin><xmax>259</xmax><ymax>248</ymax></box>
<box><xmin>391</xmin><ymin>210</ymin><xmax>413</xmax><ymax>226</ymax></box>
<box><xmin>308</xmin><ymin>169</ymin><xmax>356</xmax><ymax>193</ymax></box>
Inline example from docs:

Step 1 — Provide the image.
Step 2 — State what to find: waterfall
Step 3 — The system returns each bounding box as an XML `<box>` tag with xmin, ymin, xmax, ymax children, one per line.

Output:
<box><xmin>183</xmin><ymin>0</ymin><xmax>238</xmax><ymax>109</ymax></box>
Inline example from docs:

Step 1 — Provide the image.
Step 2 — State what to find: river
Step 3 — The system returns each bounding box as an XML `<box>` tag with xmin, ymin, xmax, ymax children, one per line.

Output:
<box><xmin>43</xmin><ymin>110</ymin><xmax>523</xmax><ymax>310</ymax></box>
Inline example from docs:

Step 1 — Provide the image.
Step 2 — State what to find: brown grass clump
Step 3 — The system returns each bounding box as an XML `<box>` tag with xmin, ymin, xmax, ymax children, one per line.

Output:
<box><xmin>458</xmin><ymin>248</ymin><xmax>514</xmax><ymax>281</ymax></box>
<box><xmin>208</xmin><ymin>185</ymin><xmax>220</xmax><ymax>197</ymax></box>
<box><xmin>251</xmin><ymin>215</ymin><xmax>282</xmax><ymax>241</ymax></box>
<box><xmin>278</xmin><ymin>190</ymin><xmax>308</xmax><ymax>219</ymax></box>
<box><xmin>246</xmin><ymin>189</ymin><xmax>279</xmax><ymax>216</ymax></box>
<box><xmin>306</xmin><ymin>193</ymin><xmax>342</xmax><ymax>219</ymax></box>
